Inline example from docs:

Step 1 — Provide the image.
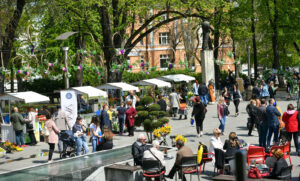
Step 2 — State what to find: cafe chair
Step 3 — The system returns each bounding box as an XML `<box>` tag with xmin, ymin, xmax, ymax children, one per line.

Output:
<box><xmin>278</xmin><ymin>165</ymin><xmax>292</xmax><ymax>181</ymax></box>
<box><xmin>177</xmin><ymin>156</ymin><xmax>200</xmax><ymax>181</ymax></box>
<box><xmin>247</xmin><ymin>146</ymin><xmax>265</xmax><ymax>165</ymax></box>
<box><xmin>200</xmin><ymin>152</ymin><xmax>214</xmax><ymax>173</ymax></box>
<box><xmin>142</xmin><ymin>159</ymin><xmax>165</xmax><ymax>181</ymax></box>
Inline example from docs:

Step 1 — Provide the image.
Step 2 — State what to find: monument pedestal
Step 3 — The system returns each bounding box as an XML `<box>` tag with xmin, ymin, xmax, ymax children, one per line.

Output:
<box><xmin>201</xmin><ymin>50</ymin><xmax>215</xmax><ymax>85</ymax></box>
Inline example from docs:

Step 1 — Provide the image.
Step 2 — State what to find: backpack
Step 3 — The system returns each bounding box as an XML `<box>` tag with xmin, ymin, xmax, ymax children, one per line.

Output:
<box><xmin>197</xmin><ymin>142</ymin><xmax>208</xmax><ymax>165</ymax></box>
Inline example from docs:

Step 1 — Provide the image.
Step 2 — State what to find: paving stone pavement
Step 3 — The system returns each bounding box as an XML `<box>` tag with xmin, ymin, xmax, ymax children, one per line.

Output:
<box><xmin>0</xmin><ymin>100</ymin><xmax>299</xmax><ymax>180</ymax></box>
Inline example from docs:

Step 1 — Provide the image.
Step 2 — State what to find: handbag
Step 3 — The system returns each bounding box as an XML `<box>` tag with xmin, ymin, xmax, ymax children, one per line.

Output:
<box><xmin>42</xmin><ymin>125</ymin><xmax>50</xmax><ymax>136</ymax></box>
<box><xmin>26</xmin><ymin>123</ymin><xmax>33</xmax><ymax>130</ymax></box>
<box><xmin>190</xmin><ymin>118</ymin><xmax>195</xmax><ymax>126</ymax></box>
<box><xmin>248</xmin><ymin>166</ymin><xmax>262</xmax><ymax>179</ymax></box>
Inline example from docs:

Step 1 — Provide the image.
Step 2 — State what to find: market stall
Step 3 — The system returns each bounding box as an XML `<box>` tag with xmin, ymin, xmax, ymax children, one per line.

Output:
<box><xmin>131</xmin><ymin>78</ymin><xmax>171</xmax><ymax>88</ymax></box>
<box><xmin>0</xmin><ymin>91</ymin><xmax>50</xmax><ymax>144</ymax></box>
<box><xmin>159</xmin><ymin>74</ymin><xmax>196</xmax><ymax>83</ymax></box>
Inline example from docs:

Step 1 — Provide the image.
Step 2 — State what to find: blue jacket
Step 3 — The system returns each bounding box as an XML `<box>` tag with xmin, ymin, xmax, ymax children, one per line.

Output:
<box><xmin>266</xmin><ymin>105</ymin><xmax>281</xmax><ymax>127</ymax></box>
<box><xmin>260</xmin><ymin>84</ymin><xmax>270</xmax><ymax>98</ymax></box>
<box><xmin>100</xmin><ymin>110</ymin><xmax>111</xmax><ymax>130</ymax></box>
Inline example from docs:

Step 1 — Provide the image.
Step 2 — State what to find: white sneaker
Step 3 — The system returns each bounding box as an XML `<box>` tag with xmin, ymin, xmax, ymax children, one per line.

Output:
<box><xmin>48</xmin><ymin>160</ymin><xmax>53</xmax><ymax>163</ymax></box>
<box><xmin>200</xmin><ymin>131</ymin><xmax>203</xmax><ymax>136</ymax></box>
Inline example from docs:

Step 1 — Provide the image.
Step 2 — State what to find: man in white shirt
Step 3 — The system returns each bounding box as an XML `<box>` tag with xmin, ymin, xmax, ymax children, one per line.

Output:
<box><xmin>143</xmin><ymin>140</ymin><xmax>165</xmax><ymax>167</ymax></box>
<box><xmin>125</xmin><ymin>91</ymin><xmax>137</xmax><ymax>108</ymax></box>
<box><xmin>169</xmin><ymin>88</ymin><xmax>180</xmax><ymax>117</ymax></box>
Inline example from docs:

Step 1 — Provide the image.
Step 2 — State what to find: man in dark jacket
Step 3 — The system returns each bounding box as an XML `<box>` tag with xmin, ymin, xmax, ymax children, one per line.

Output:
<box><xmin>198</xmin><ymin>83</ymin><xmax>208</xmax><ymax>106</ymax></box>
<box><xmin>157</xmin><ymin>95</ymin><xmax>167</xmax><ymax>112</ymax></box>
<box><xmin>266</xmin><ymin>98</ymin><xmax>281</xmax><ymax>148</ymax></box>
<box><xmin>132</xmin><ymin>134</ymin><xmax>148</xmax><ymax>166</ymax></box>
<box><xmin>257</xmin><ymin>99</ymin><xmax>268</xmax><ymax>148</ymax></box>
<box><xmin>252</xmin><ymin>82</ymin><xmax>260</xmax><ymax>98</ymax></box>
<box><xmin>100</xmin><ymin>105</ymin><xmax>111</xmax><ymax>130</ymax></box>
<box><xmin>10</xmin><ymin>107</ymin><xmax>26</xmax><ymax>146</ymax></box>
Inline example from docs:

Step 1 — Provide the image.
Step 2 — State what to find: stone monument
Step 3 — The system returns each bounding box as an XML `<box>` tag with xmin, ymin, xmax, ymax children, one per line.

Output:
<box><xmin>201</xmin><ymin>21</ymin><xmax>215</xmax><ymax>86</ymax></box>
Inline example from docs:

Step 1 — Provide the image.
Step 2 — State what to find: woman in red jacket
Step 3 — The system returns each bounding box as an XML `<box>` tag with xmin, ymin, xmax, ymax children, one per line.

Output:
<box><xmin>282</xmin><ymin>104</ymin><xmax>299</xmax><ymax>154</ymax></box>
<box><xmin>125</xmin><ymin>101</ymin><xmax>137</xmax><ymax>136</ymax></box>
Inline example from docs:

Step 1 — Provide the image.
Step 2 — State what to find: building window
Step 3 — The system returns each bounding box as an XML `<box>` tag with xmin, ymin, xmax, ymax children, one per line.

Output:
<box><xmin>159</xmin><ymin>33</ymin><xmax>170</xmax><ymax>45</ymax></box>
<box><xmin>160</xmin><ymin>54</ymin><xmax>170</xmax><ymax>68</ymax></box>
<box><xmin>140</xmin><ymin>38</ymin><xmax>144</xmax><ymax>45</ymax></box>
<box><xmin>140</xmin><ymin>56</ymin><xmax>144</xmax><ymax>62</ymax></box>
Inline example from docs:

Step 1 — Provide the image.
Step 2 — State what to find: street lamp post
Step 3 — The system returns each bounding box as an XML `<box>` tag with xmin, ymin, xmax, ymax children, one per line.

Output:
<box><xmin>62</xmin><ymin>47</ymin><xmax>69</xmax><ymax>89</ymax></box>
<box><xmin>247</xmin><ymin>45</ymin><xmax>251</xmax><ymax>77</ymax></box>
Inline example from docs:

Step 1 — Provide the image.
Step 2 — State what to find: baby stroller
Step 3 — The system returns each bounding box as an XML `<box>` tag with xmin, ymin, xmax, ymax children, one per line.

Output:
<box><xmin>278</xmin><ymin>127</ymin><xmax>289</xmax><ymax>146</ymax></box>
<box><xmin>59</xmin><ymin>130</ymin><xmax>77</xmax><ymax>158</ymax></box>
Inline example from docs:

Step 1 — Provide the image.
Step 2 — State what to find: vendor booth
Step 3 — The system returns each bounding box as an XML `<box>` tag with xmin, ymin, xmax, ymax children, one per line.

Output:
<box><xmin>0</xmin><ymin>91</ymin><xmax>50</xmax><ymax>144</ymax></box>
<box><xmin>71</xmin><ymin>86</ymin><xmax>108</xmax><ymax>116</ymax></box>
<box><xmin>131</xmin><ymin>78</ymin><xmax>171</xmax><ymax>88</ymax></box>
<box><xmin>159</xmin><ymin>74</ymin><xmax>195</xmax><ymax>83</ymax></box>
<box><xmin>97</xmin><ymin>82</ymin><xmax>139</xmax><ymax>106</ymax></box>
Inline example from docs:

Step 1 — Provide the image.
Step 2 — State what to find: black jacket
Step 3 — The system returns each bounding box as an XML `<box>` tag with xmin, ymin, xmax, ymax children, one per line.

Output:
<box><xmin>223</xmin><ymin>140</ymin><xmax>240</xmax><ymax>159</ymax></box>
<box><xmin>157</xmin><ymin>99</ymin><xmax>167</xmax><ymax>112</ymax></box>
<box><xmin>198</xmin><ymin>84</ymin><xmax>208</xmax><ymax>96</ymax></box>
<box><xmin>132</xmin><ymin>141</ymin><xmax>148</xmax><ymax>166</ymax></box>
<box><xmin>271</xmin><ymin>157</ymin><xmax>288</xmax><ymax>179</ymax></box>
<box><xmin>192</xmin><ymin>102</ymin><xmax>205</xmax><ymax>120</ymax></box>
<box><xmin>100</xmin><ymin>110</ymin><xmax>112</xmax><ymax>130</ymax></box>
<box><xmin>257</xmin><ymin>105</ymin><xmax>268</xmax><ymax>125</ymax></box>
<box><xmin>232</xmin><ymin>90</ymin><xmax>241</xmax><ymax>100</ymax></box>
<box><xmin>268</xmin><ymin>86</ymin><xmax>276</xmax><ymax>98</ymax></box>
<box><xmin>252</xmin><ymin>86</ymin><xmax>260</xmax><ymax>97</ymax></box>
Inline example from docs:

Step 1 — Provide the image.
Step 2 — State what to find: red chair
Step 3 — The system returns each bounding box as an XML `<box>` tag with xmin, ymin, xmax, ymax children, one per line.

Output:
<box><xmin>247</xmin><ymin>146</ymin><xmax>266</xmax><ymax>165</ymax></box>
<box><xmin>269</xmin><ymin>142</ymin><xmax>292</xmax><ymax>166</ymax></box>
<box><xmin>200</xmin><ymin>152</ymin><xmax>214</xmax><ymax>173</ymax></box>
<box><xmin>142</xmin><ymin>159</ymin><xmax>165</xmax><ymax>181</ymax></box>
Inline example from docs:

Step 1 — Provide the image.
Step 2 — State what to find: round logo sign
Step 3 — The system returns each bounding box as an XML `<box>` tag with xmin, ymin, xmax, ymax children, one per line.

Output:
<box><xmin>66</xmin><ymin>93</ymin><xmax>72</xmax><ymax>99</ymax></box>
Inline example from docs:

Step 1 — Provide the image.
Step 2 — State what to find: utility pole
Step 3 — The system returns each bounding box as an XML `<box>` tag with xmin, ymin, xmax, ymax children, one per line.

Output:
<box><xmin>247</xmin><ymin>45</ymin><xmax>251</xmax><ymax>77</ymax></box>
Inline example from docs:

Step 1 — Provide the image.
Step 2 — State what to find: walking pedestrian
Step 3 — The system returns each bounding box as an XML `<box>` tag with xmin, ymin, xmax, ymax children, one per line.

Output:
<box><xmin>178</xmin><ymin>92</ymin><xmax>187</xmax><ymax>120</ymax></box>
<box><xmin>268</xmin><ymin>81</ymin><xmax>277</xmax><ymax>99</ymax></box>
<box><xmin>257</xmin><ymin>99</ymin><xmax>268</xmax><ymax>148</ymax></box>
<box><xmin>117</xmin><ymin>103</ymin><xmax>126</xmax><ymax>135</ymax></box>
<box><xmin>198</xmin><ymin>83</ymin><xmax>209</xmax><ymax>106</ymax></box>
<box><xmin>266</xmin><ymin>99</ymin><xmax>281</xmax><ymax>148</ymax></box>
<box><xmin>222</xmin><ymin>87</ymin><xmax>231</xmax><ymax>106</ymax></box>
<box><xmin>53</xmin><ymin>105</ymin><xmax>72</xmax><ymax>153</ymax></box>
<box><xmin>100</xmin><ymin>104</ymin><xmax>112</xmax><ymax>131</ymax></box>
<box><xmin>208</xmin><ymin>81</ymin><xmax>216</xmax><ymax>103</ymax></box>
<box><xmin>10</xmin><ymin>107</ymin><xmax>26</xmax><ymax>147</ymax></box>
<box><xmin>217</xmin><ymin>97</ymin><xmax>228</xmax><ymax>134</ymax></box>
<box><xmin>252</xmin><ymin>82</ymin><xmax>260</xmax><ymax>98</ymax></box>
<box><xmin>282</xmin><ymin>104</ymin><xmax>299</xmax><ymax>154</ymax></box>
<box><xmin>260</xmin><ymin>80</ymin><xmax>270</xmax><ymax>99</ymax></box>
<box><xmin>169</xmin><ymin>88</ymin><xmax>180</xmax><ymax>117</ymax></box>
<box><xmin>193</xmin><ymin>80</ymin><xmax>199</xmax><ymax>96</ymax></box>
<box><xmin>125</xmin><ymin>101</ymin><xmax>137</xmax><ymax>136</ymax></box>
<box><xmin>192</xmin><ymin>97</ymin><xmax>206</xmax><ymax>137</ymax></box>
<box><xmin>232</xmin><ymin>84</ymin><xmax>242</xmax><ymax>116</ymax></box>
<box><xmin>246</xmin><ymin>100</ymin><xmax>259</xmax><ymax>136</ymax></box>
<box><xmin>45</xmin><ymin>113</ymin><xmax>60</xmax><ymax>163</ymax></box>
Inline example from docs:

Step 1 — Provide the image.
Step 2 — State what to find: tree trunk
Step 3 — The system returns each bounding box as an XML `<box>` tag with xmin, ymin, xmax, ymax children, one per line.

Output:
<box><xmin>0</xmin><ymin>0</ymin><xmax>26</xmax><ymax>94</ymax></box>
<box><xmin>74</xmin><ymin>32</ymin><xmax>85</xmax><ymax>86</ymax></box>
<box><xmin>271</xmin><ymin>0</ymin><xmax>280</xmax><ymax>69</ymax></box>
<box><xmin>251</xmin><ymin>0</ymin><xmax>258</xmax><ymax>80</ymax></box>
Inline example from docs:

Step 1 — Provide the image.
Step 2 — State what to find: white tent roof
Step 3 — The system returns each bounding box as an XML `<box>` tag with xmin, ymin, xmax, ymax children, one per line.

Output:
<box><xmin>71</xmin><ymin>86</ymin><xmax>108</xmax><ymax>97</ymax></box>
<box><xmin>132</xmin><ymin>78</ymin><xmax>171</xmax><ymax>88</ymax></box>
<box><xmin>159</xmin><ymin>74</ymin><xmax>196</xmax><ymax>83</ymax></box>
<box><xmin>97</xmin><ymin>82</ymin><xmax>140</xmax><ymax>92</ymax></box>
<box><xmin>0</xmin><ymin>91</ymin><xmax>50</xmax><ymax>103</ymax></box>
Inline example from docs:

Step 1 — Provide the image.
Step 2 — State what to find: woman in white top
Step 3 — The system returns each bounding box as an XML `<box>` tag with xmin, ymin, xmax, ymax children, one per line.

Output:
<box><xmin>90</xmin><ymin>116</ymin><xmax>102</xmax><ymax>152</ymax></box>
<box><xmin>26</xmin><ymin>107</ymin><xmax>37</xmax><ymax>145</ymax></box>
<box><xmin>209</xmin><ymin>128</ymin><xmax>223</xmax><ymax>154</ymax></box>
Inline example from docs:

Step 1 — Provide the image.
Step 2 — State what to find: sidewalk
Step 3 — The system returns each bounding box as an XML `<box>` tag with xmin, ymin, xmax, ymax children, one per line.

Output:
<box><xmin>0</xmin><ymin>100</ymin><xmax>299</xmax><ymax>180</ymax></box>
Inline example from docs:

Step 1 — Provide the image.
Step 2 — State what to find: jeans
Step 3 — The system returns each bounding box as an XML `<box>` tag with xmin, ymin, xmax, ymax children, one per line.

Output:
<box><xmin>15</xmin><ymin>130</ymin><xmax>24</xmax><ymax>146</ymax></box>
<box><xmin>259</xmin><ymin>124</ymin><xmax>268</xmax><ymax>148</ymax></box>
<box><xmin>200</xmin><ymin>95</ymin><xmax>208</xmax><ymax>105</ymax></box>
<box><xmin>218</xmin><ymin>116</ymin><xmax>226</xmax><ymax>133</ymax></box>
<box><xmin>118</xmin><ymin>116</ymin><xmax>125</xmax><ymax>133</ymax></box>
<box><xmin>75</xmin><ymin>136</ymin><xmax>89</xmax><ymax>156</ymax></box>
<box><xmin>267</xmin><ymin>126</ymin><xmax>279</xmax><ymax>147</ymax></box>
<box><xmin>92</xmin><ymin>138</ymin><xmax>97</xmax><ymax>152</ymax></box>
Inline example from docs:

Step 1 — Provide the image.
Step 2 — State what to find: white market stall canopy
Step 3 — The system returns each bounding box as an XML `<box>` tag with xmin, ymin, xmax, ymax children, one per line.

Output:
<box><xmin>0</xmin><ymin>91</ymin><xmax>50</xmax><ymax>103</ymax></box>
<box><xmin>132</xmin><ymin>78</ymin><xmax>171</xmax><ymax>88</ymax></box>
<box><xmin>97</xmin><ymin>82</ymin><xmax>140</xmax><ymax>92</ymax></box>
<box><xmin>159</xmin><ymin>74</ymin><xmax>196</xmax><ymax>83</ymax></box>
<box><xmin>71</xmin><ymin>86</ymin><xmax>108</xmax><ymax>97</ymax></box>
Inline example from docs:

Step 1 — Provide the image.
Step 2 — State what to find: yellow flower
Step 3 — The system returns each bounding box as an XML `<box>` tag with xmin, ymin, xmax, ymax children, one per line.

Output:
<box><xmin>174</xmin><ymin>134</ymin><xmax>187</xmax><ymax>144</ymax></box>
<box><xmin>153</xmin><ymin>128</ymin><xmax>161</xmax><ymax>138</ymax></box>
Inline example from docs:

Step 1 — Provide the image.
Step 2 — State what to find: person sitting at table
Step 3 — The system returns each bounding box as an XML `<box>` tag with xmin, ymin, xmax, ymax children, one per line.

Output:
<box><xmin>223</xmin><ymin>132</ymin><xmax>240</xmax><ymax>162</ymax></box>
<box><xmin>266</xmin><ymin>148</ymin><xmax>288</xmax><ymax>179</ymax></box>
<box><xmin>165</xmin><ymin>139</ymin><xmax>194</xmax><ymax>181</ymax></box>
<box><xmin>143</xmin><ymin>140</ymin><xmax>166</xmax><ymax>167</ymax></box>
<box><xmin>132</xmin><ymin>134</ymin><xmax>148</xmax><ymax>166</ymax></box>
<box><xmin>209</xmin><ymin>128</ymin><xmax>224</xmax><ymax>154</ymax></box>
